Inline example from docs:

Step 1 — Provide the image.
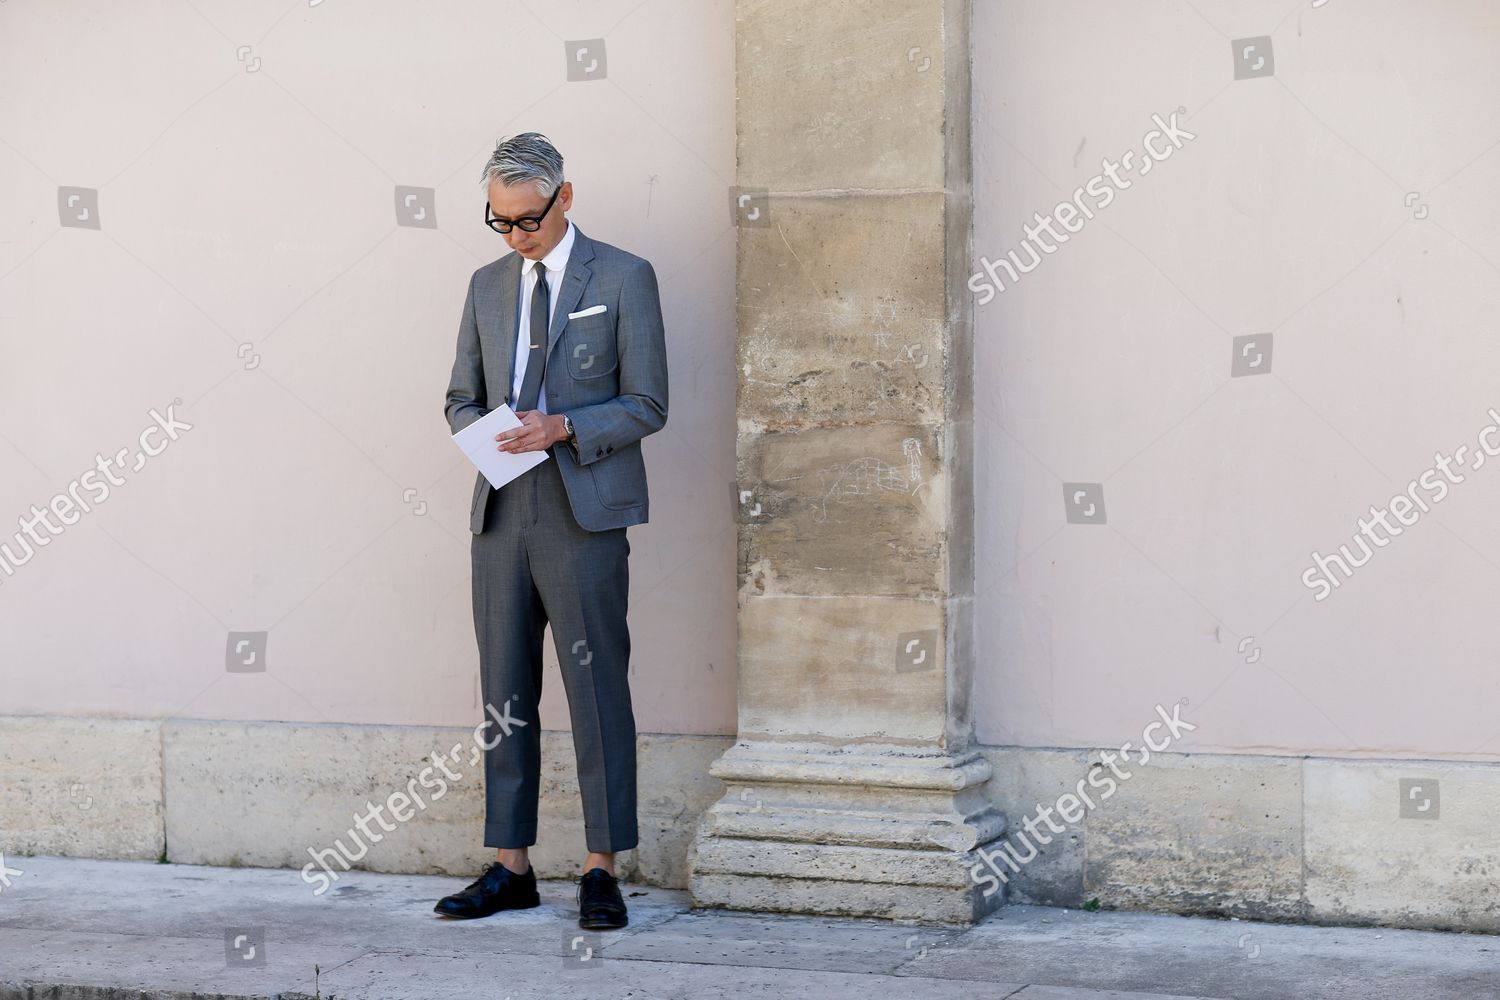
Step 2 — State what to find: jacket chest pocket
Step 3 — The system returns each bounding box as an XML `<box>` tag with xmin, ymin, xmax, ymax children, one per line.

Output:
<box><xmin>562</xmin><ymin>319</ymin><xmax>619</xmax><ymax>379</ymax></box>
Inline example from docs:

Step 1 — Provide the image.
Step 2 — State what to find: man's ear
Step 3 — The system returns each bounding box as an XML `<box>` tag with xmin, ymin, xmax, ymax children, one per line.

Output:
<box><xmin>559</xmin><ymin>181</ymin><xmax>574</xmax><ymax>211</ymax></box>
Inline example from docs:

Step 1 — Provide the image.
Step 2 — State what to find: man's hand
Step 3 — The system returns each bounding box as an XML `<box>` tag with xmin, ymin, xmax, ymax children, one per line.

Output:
<box><xmin>497</xmin><ymin>411</ymin><xmax>568</xmax><ymax>453</ymax></box>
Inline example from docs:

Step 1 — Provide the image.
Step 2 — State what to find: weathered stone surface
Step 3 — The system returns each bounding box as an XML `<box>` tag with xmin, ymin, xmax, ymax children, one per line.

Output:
<box><xmin>690</xmin><ymin>740</ymin><xmax>1005</xmax><ymax>923</ymax></box>
<box><xmin>977</xmin><ymin>747</ymin><xmax>1092</xmax><ymax>906</ymax></box>
<box><xmin>1084</xmin><ymin>751</ymin><xmax>1304</xmax><ymax>920</ymax></box>
<box><xmin>736</xmin><ymin>596</ymin><xmax>948</xmax><ymax>742</ymax></box>
<box><xmin>0</xmin><ymin>716</ymin><xmax>163</xmax><ymax>860</ymax></box>
<box><xmin>737</xmin><ymin>1</ymin><xmax>948</xmax><ymax>191</ymax></box>
<box><xmin>159</xmin><ymin>719</ymin><xmax>726</xmax><ymax>888</ymax></box>
<box><xmin>696</xmin><ymin>0</ymin><xmax>986</xmax><ymax>923</ymax></box>
<box><xmin>736</xmin><ymin>193</ymin><xmax>948</xmax><ymax>431</ymax></box>
<box><xmin>692</xmin><ymin>870</ymin><xmax>986</xmax><ymax>926</ymax></box>
<box><xmin>738</xmin><ymin>424</ymin><xmax>947</xmax><ymax>598</ymax></box>
<box><xmin>163</xmin><ymin>718</ymin><xmax>491</xmax><ymax>881</ymax></box>
<box><xmin>1304</xmin><ymin>758</ymin><xmax>1500</xmax><ymax>932</ymax></box>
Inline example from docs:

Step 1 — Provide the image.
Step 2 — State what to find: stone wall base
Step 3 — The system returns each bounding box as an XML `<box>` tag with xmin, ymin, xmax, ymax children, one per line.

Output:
<box><xmin>3</xmin><ymin>716</ymin><xmax>1497</xmax><ymax>933</ymax></box>
<box><xmin>0</xmin><ymin>716</ymin><xmax>728</xmax><ymax>888</ymax></box>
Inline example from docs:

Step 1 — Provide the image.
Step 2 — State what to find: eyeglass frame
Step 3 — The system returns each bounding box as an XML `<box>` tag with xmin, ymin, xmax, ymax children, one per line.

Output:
<box><xmin>484</xmin><ymin>182</ymin><xmax>562</xmax><ymax>233</ymax></box>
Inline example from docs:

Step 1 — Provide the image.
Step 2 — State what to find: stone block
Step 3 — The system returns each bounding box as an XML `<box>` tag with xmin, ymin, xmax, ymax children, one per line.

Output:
<box><xmin>737</xmin><ymin>0</ymin><xmax>948</xmax><ymax>191</ymax></box>
<box><xmin>1304</xmin><ymin>758</ymin><xmax>1500</xmax><ymax>932</ymax></box>
<box><xmin>0</xmin><ymin>716</ymin><xmax>163</xmax><ymax>860</ymax></box>
<box><xmin>1084</xmin><ymin>751</ymin><xmax>1303</xmax><ymax>920</ymax></box>
<box><xmin>738</xmin><ymin>424</ymin><xmax>946</xmax><ymax>598</ymax></box>
<box><xmin>736</xmin><ymin>194</ymin><xmax>948</xmax><ymax>431</ymax></box>
<box><xmin>977</xmin><ymin>747</ymin><xmax>1091</xmax><ymax>906</ymax></box>
<box><xmin>737</xmin><ymin>596</ymin><xmax>949</xmax><ymax>742</ymax></box>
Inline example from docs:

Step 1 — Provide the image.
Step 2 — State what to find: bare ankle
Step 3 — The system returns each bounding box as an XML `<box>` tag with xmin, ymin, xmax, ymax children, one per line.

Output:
<box><xmin>497</xmin><ymin>848</ymin><xmax>530</xmax><ymax>874</ymax></box>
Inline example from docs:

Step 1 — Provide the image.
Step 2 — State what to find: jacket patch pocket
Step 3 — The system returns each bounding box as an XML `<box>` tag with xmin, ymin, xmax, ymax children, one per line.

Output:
<box><xmin>564</xmin><ymin>319</ymin><xmax>618</xmax><ymax>379</ymax></box>
<box><xmin>590</xmin><ymin>460</ymin><xmax>645</xmax><ymax>510</ymax></box>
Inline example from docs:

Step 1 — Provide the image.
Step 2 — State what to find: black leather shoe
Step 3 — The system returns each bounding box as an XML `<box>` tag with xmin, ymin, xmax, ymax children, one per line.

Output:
<box><xmin>433</xmin><ymin>862</ymin><xmax>540</xmax><ymax>919</ymax></box>
<box><xmin>577</xmin><ymin>867</ymin><xmax>628</xmax><ymax>930</ymax></box>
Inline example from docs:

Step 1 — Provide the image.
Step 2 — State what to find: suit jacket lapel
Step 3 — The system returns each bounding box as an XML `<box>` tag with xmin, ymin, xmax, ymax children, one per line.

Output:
<box><xmin>474</xmin><ymin>254</ymin><xmax>521</xmax><ymax>407</ymax></box>
<box><xmin>547</xmin><ymin>227</ymin><xmax>594</xmax><ymax>358</ymax></box>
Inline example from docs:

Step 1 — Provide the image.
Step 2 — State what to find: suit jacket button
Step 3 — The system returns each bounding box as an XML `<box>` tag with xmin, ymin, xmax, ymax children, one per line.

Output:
<box><xmin>606</xmin><ymin>445</ymin><xmax>613</xmax><ymax>453</ymax></box>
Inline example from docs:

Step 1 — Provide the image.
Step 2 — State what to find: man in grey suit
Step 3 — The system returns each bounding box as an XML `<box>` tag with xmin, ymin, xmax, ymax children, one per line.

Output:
<box><xmin>437</xmin><ymin>132</ymin><xmax>668</xmax><ymax>930</ymax></box>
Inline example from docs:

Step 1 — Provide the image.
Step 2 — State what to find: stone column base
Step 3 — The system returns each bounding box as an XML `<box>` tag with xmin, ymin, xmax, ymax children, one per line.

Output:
<box><xmin>688</xmin><ymin>741</ymin><xmax>1007</xmax><ymax>924</ymax></box>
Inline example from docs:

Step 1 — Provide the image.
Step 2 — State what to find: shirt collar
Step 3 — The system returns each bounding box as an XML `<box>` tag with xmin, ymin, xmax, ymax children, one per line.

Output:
<box><xmin>526</xmin><ymin>219</ymin><xmax>575</xmax><ymax>277</ymax></box>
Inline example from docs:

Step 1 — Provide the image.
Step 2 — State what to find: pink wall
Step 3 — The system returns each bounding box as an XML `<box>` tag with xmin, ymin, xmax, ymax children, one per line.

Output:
<box><xmin>0</xmin><ymin>0</ymin><xmax>738</xmax><ymax>736</ymax></box>
<box><xmin>971</xmin><ymin>0</ymin><xmax>1500</xmax><ymax>759</ymax></box>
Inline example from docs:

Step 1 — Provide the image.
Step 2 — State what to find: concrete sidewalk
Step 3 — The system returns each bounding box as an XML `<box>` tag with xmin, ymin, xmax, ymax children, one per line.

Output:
<box><xmin>0</xmin><ymin>857</ymin><xmax>1495</xmax><ymax>999</ymax></box>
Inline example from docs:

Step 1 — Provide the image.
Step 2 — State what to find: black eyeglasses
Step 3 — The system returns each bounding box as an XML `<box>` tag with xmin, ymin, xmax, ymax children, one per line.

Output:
<box><xmin>485</xmin><ymin>184</ymin><xmax>561</xmax><ymax>233</ymax></box>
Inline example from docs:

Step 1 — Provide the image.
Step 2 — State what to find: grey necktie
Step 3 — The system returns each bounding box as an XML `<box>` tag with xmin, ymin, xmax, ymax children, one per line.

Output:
<box><xmin>515</xmin><ymin>262</ymin><xmax>550</xmax><ymax>411</ymax></box>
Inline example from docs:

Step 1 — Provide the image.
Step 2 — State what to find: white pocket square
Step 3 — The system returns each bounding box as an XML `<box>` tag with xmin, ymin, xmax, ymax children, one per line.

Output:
<box><xmin>568</xmin><ymin>304</ymin><xmax>607</xmax><ymax>319</ymax></box>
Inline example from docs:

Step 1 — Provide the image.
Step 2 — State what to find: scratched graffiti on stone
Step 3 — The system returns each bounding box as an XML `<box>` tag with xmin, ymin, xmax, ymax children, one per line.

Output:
<box><xmin>813</xmin><ymin>438</ymin><xmax>923</xmax><ymax>522</ymax></box>
<box><xmin>871</xmin><ymin>295</ymin><xmax>898</xmax><ymax>350</ymax></box>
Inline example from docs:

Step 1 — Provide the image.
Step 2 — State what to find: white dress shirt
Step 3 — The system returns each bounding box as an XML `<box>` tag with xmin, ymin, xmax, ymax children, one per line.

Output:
<box><xmin>511</xmin><ymin>219</ymin><xmax>577</xmax><ymax>415</ymax></box>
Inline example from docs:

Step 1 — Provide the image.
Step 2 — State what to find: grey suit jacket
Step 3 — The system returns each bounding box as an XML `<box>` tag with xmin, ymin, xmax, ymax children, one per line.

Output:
<box><xmin>444</xmin><ymin>225</ymin><xmax>669</xmax><ymax>533</ymax></box>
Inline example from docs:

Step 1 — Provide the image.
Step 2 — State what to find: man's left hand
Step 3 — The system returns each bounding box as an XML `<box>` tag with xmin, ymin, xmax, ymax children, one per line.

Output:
<box><xmin>497</xmin><ymin>411</ymin><xmax>567</xmax><ymax>453</ymax></box>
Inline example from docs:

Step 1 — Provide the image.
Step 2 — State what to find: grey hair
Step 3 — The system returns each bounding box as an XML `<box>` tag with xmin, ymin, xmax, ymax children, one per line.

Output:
<box><xmin>479</xmin><ymin>132</ymin><xmax>564</xmax><ymax>197</ymax></box>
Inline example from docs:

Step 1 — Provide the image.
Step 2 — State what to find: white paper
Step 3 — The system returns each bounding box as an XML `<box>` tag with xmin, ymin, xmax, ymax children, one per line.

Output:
<box><xmin>451</xmin><ymin>403</ymin><xmax>549</xmax><ymax>490</ymax></box>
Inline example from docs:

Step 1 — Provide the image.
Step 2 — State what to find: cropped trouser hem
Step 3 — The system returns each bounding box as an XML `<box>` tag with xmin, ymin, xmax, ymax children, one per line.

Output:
<box><xmin>584</xmin><ymin>824</ymin><xmax>639</xmax><ymax>854</ymax></box>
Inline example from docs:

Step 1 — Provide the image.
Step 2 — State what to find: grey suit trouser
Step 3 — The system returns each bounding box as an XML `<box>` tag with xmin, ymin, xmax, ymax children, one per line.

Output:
<box><xmin>471</xmin><ymin>449</ymin><xmax>637</xmax><ymax>853</ymax></box>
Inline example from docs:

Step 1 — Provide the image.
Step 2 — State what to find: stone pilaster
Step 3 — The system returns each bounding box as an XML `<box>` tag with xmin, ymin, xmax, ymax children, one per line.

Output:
<box><xmin>688</xmin><ymin>0</ymin><xmax>1003</xmax><ymax>923</ymax></box>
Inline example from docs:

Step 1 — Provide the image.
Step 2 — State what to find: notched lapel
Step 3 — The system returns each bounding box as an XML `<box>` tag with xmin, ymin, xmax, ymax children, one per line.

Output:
<box><xmin>475</xmin><ymin>255</ymin><xmax>521</xmax><ymax>407</ymax></box>
<box><xmin>547</xmin><ymin>229</ymin><xmax>596</xmax><ymax>358</ymax></box>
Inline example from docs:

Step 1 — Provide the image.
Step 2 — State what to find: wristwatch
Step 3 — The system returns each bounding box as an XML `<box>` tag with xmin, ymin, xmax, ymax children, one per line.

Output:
<box><xmin>562</xmin><ymin>414</ymin><xmax>576</xmax><ymax>443</ymax></box>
